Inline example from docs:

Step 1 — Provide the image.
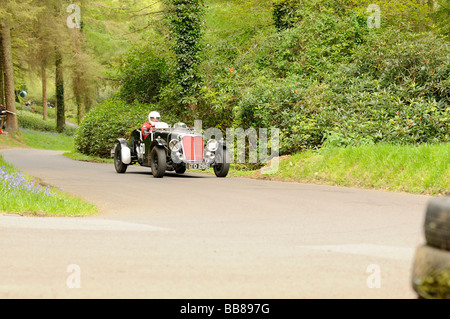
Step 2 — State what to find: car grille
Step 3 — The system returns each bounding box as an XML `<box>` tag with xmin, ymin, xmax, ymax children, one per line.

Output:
<box><xmin>182</xmin><ymin>135</ymin><xmax>204</xmax><ymax>162</ymax></box>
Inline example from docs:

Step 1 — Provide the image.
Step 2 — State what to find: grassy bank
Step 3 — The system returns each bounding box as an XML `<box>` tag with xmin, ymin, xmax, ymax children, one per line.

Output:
<box><xmin>0</xmin><ymin>129</ymin><xmax>73</xmax><ymax>150</ymax></box>
<box><xmin>0</xmin><ymin>155</ymin><xmax>98</xmax><ymax>217</ymax></box>
<box><xmin>20</xmin><ymin>129</ymin><xmax>74</xmax><ymax>151</ymax></box>
<box><xmin>234</xmin><ymin>143</ymin><xmax>449</xmax><ymax>196</ymax></box>
<box><xmin>0</xmin><ymin>129</ymin><xmax>98</xmax><ymax>216</ymax></box>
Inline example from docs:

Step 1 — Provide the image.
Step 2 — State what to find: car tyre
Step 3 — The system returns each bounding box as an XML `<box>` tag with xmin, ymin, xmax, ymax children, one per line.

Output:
<box><xmin>114</xmin><ymin>143</ymin><xmax>128</xmax><ymax>174</ymax></box>
<box><xmin>150</xmin><ymin>146</ymin><xmax>166</xmax><ymax>178</ymax></box>
<box><xmin>411</xmin><ymin>244</ymin><xmax>450</xmax><ymax>299</ymax></box>
<box><xmin>424</xmin><ymin>197</ymin><xmax>450</xmax><ymax>251</ymax></box>
<box><xmin>213</xmin><ymin>148</ymin><xmax>230</xmax><ymax>178</ymax></box>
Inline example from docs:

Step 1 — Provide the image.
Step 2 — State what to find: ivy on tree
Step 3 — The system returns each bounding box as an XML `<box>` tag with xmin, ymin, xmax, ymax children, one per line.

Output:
<box><xmin>164</xmin><ymin>0</ymin><xmax>205</xmax><ymax>114</ymax></box>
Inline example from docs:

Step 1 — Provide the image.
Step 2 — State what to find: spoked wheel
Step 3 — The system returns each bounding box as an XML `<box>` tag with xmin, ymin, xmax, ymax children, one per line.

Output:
<box><xmin>213</xmin><ymin>148</ymin><xmax>230</xmax><ymax>178</ymax></box>
<box><xmin>150</xmin><ymin>146</ymin><xmax>166</xmax><ymax>178</ymax></box>
<box><xmin>114</xmin><ymin>143</ymin><xmax>128</xmax><ymax>173</ymax></box>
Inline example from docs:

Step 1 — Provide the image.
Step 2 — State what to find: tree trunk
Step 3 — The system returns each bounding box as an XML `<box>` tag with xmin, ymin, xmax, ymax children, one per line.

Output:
<box><xmin>71</xmin><ymin>28</ymin><xmax>85</xmax><ymax>123</ymax></box>
<box><xmin>41</xmin><ymin>63</ymin><xmax>47</xmax><ymax>121</ymax></box>
<box><xmin>77</xmin><ymin>95</ymin><xmax>85</xmax><ymax>123</ymax></box>
<box><xmin>0</xmin><ymin>33</ymin><xmax>4</xmax><ymax>107</ymax></box>
<box><xmin>0</xmin><ymin>18</ymin><xmax>18</xmax><ymax>133</ymax></box>
<box><xmin>55</xmin><ymin>49</ymin><xmax>65</xmax><ymax>133</ymax></box>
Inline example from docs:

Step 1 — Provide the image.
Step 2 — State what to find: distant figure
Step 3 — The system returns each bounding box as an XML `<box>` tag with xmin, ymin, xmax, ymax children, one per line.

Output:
<box><xmin>0</xmin><ymin>105</ymin><xmax>6</xmax><ymax>133</ymax></box>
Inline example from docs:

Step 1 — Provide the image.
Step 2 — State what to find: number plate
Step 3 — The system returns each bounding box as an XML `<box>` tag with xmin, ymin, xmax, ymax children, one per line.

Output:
<box><xmin>190</xmin><ymin>163</ymin><xmax>208</xmax><ymax>170</ymax></box>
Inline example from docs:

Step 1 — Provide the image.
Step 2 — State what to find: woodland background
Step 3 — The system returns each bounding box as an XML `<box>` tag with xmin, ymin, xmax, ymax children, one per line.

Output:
<box><xmin>0</xmin><ymin>0</ymin><xmax>448</xmax><ymax>158</ymax></box>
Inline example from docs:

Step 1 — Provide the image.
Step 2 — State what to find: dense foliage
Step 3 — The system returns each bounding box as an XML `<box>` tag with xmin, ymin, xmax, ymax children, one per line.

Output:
<box><xmin>118</xmin><ymin>44</ymin><xmax>170</xmax><ymax>105</ymax></box>
<box><xmin>74</xmin><ymin>100</ymin><xmax>155</xmax><ymax>157</ymax></box>
<box><xmin>76</xmin><ymin>0</ymin><xmax>450</xmax><ymax>158</ymax></box>
<box><xmin>273</xmin><ymin>0</ymin><xmax>302</xmax><ymax>31</ymax></box>
<box><xmin>234</xmin><ymin>27</ymin><xmax>449</xmax><ymax>153</ymax></box>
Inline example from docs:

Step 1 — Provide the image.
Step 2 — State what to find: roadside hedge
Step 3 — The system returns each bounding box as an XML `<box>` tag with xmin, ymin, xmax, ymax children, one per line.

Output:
<box><xmin>17</xmin><ymin>110</ymin><xmax>77</xmax><ymax>136</ymax></box>
<box><xmin>232</xmin><ymin>28</ymin><xmax>450</xmax><ymax>153</ymax></box>
<box><xmin>74</xmin><ymin>100</ymin><xmax>154</xmax><ymax>157</ymax></box>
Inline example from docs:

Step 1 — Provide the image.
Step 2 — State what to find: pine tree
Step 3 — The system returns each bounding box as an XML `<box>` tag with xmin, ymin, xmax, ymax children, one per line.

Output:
<box><xmin>32</xmin><ymin>0</ymin><xmax>56</xmax><ymax>121</ymax></box>
<box><xmin>0</xmin><ymin>33</ymin><xmax>4</xmax><ymax>107</ymax></box>
<box><xmin>0</xmin><ymin>13</ymin><xmax>19</xmax><ymax>133</ymax></box>
<box><xmin>55</xmin><ymin>48</ymin><xmax>65</xmax><ymax>133</ymax></box>
<box><xmin>1</xmin><ymin>0</ymin><xmax>40</xmax><ymax>133</ymax></box>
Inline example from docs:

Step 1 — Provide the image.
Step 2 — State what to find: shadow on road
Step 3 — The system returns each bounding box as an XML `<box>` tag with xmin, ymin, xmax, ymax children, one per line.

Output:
<box><xmin>125</xmin><ymin>171</ymin><xmax>208</xmax><ymax>178</ymax></box>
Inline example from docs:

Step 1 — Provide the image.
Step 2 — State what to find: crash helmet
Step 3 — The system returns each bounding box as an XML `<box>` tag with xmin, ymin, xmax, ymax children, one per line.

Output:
<box><xmin>148</xmin><ymin>111</ymin><xmax>160</xmax><ymax>125</ymax></box>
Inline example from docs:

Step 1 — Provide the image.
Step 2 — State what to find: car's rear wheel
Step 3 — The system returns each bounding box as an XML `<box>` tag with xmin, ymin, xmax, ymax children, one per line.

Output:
<box><xmin>213</xmin><ymin>148</ymin><xmax>230</xmax><ymax>178</ymax></box>
<box><xmin>114</xmin><ymin>143</ymin><xmax>128</xmax><ymax>174</ymax></box>
<box><xmin>150</xmin><ymin>146</ymin><xmax>166</xmax><ymax>178</ymax></box>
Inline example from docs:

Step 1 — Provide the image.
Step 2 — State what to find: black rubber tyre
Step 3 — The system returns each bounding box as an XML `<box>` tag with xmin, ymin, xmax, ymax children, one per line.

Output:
<box><xmin>150</xmin><ymin>146</ymin><xmax>166</xmax><ymax>178</ymax></box>
<box><xmin>175</xmin><ymin>165</ymin><xmax>186</xmax><ymax>174</ymax></box>
<box><xmin>411</xmin><ymin>244</ymin><xmax>450</xmax><ymax>299</ymax></box>
<box><xmin>213</xmin><ymin>148</ymin><xmax>230</xmax><ymax>178</ymax></box>
<box><xmin>114</xmin><ymin>143</ymin><xmax>128</xmax><ymax>174</ymax></box>
<box><xmin>424</xmin><ymin>197</ymin><xmax>450</xmax><ymax>251</ymax></box>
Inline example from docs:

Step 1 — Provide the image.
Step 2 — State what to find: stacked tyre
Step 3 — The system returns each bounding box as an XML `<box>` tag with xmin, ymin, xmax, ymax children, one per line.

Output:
<box><xmin>412</xmin><ymin>196</ymin><xmax>450</xmax><ymax>299</ymax></box>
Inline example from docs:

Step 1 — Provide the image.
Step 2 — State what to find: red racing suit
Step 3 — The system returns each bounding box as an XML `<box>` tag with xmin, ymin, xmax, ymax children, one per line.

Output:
<box><xmin>141</xmin><ymin>122</ymin><xmax>155</xmax><ymax>140</ymax></box>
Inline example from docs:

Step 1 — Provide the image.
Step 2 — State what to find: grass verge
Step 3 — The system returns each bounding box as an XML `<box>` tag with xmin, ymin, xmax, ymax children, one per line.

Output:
<box><xmin>63</xmin><ymin>150</ymin><xmax>114</xmax><ymax>163</ymax></box>
<box><xmin>19</xmin><ymin>128</ymin><xmax>73</xmax><ymax>151</ymax></box>
<box><xmin>236</xmin><ymin>143</ymin><xmax>450</xmax><ymax>196</ymax></box>
<box><xmin>0</xmin><ymin>129</ymin><xmax>73</xmax><ymax>151</ymax></box>
<box><xmin>0</xmin><ymin>155</ymin><xmax>98</xmax><ymax>217</ymax></box>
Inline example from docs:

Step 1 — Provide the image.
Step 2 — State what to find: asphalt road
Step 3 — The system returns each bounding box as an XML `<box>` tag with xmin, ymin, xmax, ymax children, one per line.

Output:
<box><xmin>0</xmin><ymin>149</ymin><xmax>431</xmax><ymax>298</ymax></box>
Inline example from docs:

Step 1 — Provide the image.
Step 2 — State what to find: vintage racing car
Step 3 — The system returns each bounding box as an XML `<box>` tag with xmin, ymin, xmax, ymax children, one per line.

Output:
<box><xmin>113</xmin><ymin>122</ymin><xmax>230</xmax><ymax>178</ymax></box>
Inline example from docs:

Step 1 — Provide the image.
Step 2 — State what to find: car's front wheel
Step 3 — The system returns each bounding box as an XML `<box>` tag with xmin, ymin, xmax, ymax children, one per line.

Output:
<box><xmin>150</xmin><ymin>146</ymin><xmax>166</xmax><ymax>178</ymax></box>
<box><xmin>114</xmin><ymin>143</ymin><xmax>128</xmax><ymax>174</ymax></box>
<box><xmin>213</xmin><ymin>148</ymin><xmax>230</xmax><ymax>178</ymax></box>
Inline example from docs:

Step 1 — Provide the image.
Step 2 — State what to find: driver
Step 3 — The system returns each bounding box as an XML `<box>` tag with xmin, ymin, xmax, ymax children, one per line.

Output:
<box><xmin>141</xmin><ymin>111</ymin><xmax>160</xmax><ymax>140</ymax></box>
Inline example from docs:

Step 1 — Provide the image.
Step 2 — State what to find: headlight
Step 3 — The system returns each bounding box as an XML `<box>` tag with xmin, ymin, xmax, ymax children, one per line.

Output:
<box><xmin>169</xmin><ymin>139</ymin><xmax>181</xmax><ymax>152</ymax></box>
<box><xmin>206</xmin><ymin>139</ymin><xmax>219</xmax><ymax>152</ymax></box>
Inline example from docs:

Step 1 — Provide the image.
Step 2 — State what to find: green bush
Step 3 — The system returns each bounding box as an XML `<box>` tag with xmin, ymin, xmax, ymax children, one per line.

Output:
<box><xmin>235</xmin><ymin>75</ymin><xmax>323</xmax><ymax>154</ymax></box>
<box><xmin>273</xmin><ymin>0</ymin><xmax>302</xmax><ymax>31</ymax></box>
<box><xmin>231</xmin><ymin>27</ymin><xmax>449</xmax><ymax>153</ymax></box>
<box><xmin>325</xmin><ymin>30</ymin><xmax>450</xmax><ymax>145</ymax></box>
<box><xmin>17</xmin><ymin>110</ymin><xmax>77</xmax><ymax>136</ymax></box>
<box><xmin>252</xmin><ymin>8</ymin><xmax>368</xmax><ymax>79</ymax></box>
<box><xmin>348</xmin><ymin>29</ymin><xmax>450</xmax><ymax>106</ymax></box>
<box><xmin>17</xmin><ymin>110</ymin><xmax>55</xmax><ymax>132</ymax></box>
<box><xmin>118</xmin><ymin>44</ymin><xmax>171</xmax><ymax>104</ymax></box>
<box><xmin>74</xmin><ymin>99</ymin><xmax>159</xmax><ymax>157</ymax></box>
<box><xmin>313</xmin><ymin>76</ymin><xmax>450</xmax><ymax>146</ymax></box>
